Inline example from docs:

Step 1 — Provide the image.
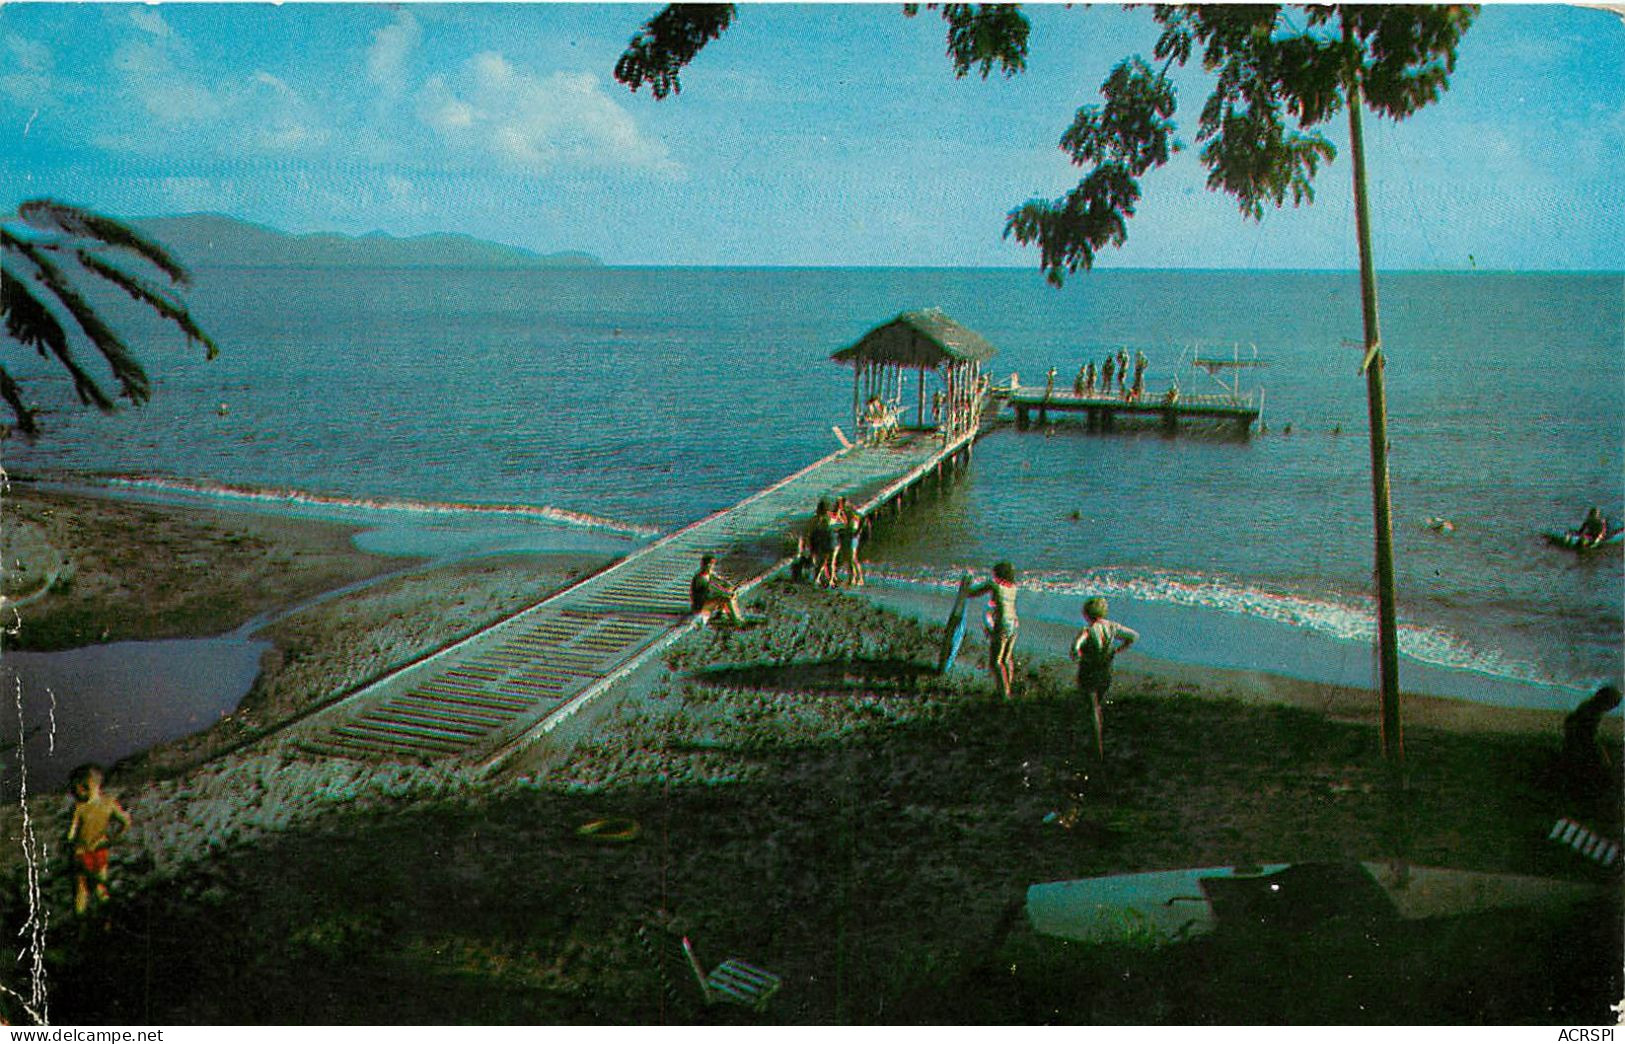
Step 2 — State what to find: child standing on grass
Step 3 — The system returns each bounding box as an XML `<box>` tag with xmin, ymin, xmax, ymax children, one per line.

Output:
<box><xmin>1071</xmin><ymin>597</ymin><xmax>1138</xmax><ymax>759</ymax></box>
<box><xmin>68</xmin><ymin>764</ymin><xmax>131</xmax><ymax>917</ymax></box>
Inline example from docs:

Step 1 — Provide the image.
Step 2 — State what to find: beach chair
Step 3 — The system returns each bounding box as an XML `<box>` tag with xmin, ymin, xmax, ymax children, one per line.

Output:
<box><xmin>682</xmin><ymin>936</ymin><xmax>782</xmax><ymax>1012</ymax></box>
<box><xmin>1548</xmin><ymin>817</ymin><xmax>1621</xmax><ymax>867</ymax></box>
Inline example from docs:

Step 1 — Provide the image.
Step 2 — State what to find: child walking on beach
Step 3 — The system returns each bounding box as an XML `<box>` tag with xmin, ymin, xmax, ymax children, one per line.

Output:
<box><xmin>67</xmin><ymin>764</ymin><xmax>132</xmax><ymax>917</ymax></box>
<box><xmin>967</xmin><ymin>562</ymin><xmax>1019</xmax><ymax>699</ymax></box>
<box><xmin>1071</xmin><ymin>597</ymin><xmax>1138</xmax><ymax>759</ymax></box>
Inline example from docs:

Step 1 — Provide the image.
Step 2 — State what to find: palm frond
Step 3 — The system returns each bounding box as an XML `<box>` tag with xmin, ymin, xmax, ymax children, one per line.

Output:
<box><xmin>76</xmin><ymin>250</ymin><xmax>220</xmax><ymax>359</ymax></box>
<box><xmin>0</xmin><ymin>363</ymin><xmax>39</xmax><ymax>437</ymax></box>
<box><xmin>1</xmin><ymin>259</ymin><xmax>70</xmax><ymax>360</ymax></box>
<box><xmin>17</xmin><ymin>198</ymin><xmax>191</xmax><ymax>285</ymax></box>
<box><xmin>9</xmin><ymin>235</ymin><xmax>148</xmax><ymax>407</ymax></box>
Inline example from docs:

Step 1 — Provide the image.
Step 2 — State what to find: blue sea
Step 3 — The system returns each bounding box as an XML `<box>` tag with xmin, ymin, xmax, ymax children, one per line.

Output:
<box><xmin>4</xmin><ymin>265</ymin><xmax>1621</xmax><ymax>715</ymax></box>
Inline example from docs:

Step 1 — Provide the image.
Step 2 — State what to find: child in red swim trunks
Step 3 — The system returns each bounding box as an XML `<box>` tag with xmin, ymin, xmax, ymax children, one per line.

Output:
<box><xmin>68</xmin><ymin>764</ymin><xmax>131</xmax><ymax>916</ymax></box>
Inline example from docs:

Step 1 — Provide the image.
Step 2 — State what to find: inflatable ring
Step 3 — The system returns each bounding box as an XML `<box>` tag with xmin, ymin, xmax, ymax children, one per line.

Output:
<box><xmin>575</xmin><ymin>817</ymin><xmax>641</xmax><ymax>843</ymax></box>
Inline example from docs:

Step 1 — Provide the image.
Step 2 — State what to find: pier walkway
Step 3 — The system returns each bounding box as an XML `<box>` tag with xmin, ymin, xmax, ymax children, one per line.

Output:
<box><xmin>291</xmin><ymin>426</ymin><xmax>979</xmax><ymax>772</ymax></box>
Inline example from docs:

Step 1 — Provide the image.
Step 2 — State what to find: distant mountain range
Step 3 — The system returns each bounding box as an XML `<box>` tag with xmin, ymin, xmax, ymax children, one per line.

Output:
<box><xmin>132</xmin><ymin>213</ymin><xmax>603</xmax><ymax>270</ymax></box>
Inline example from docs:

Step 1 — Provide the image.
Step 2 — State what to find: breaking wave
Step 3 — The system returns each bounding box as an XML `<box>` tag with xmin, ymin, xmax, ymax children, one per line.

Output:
<box><xmin>86</xmin><ymin>474</ymin><xmax>661</xmax><ymax>538</ymax></box>
<box><xmin>870</xmin><ymin>562</ymin><xmax>1572</xmax><ymax>692</ymax></box>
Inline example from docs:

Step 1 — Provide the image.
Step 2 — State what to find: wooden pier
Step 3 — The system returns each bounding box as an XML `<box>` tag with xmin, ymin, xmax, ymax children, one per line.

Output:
<box><xmin>277</xmin><ymin>311</ymin><xmax>1018</xmax><ymax>773</ymax></box>
<box><xmin>288</xmin><ymin>426</ymin><xmax>982</xmax><ymax>773</ymax></box>
<box><xmin>1008</xmin><ymin>389</ymin><xmax>1259</xmax><ymax>436</ymax></box>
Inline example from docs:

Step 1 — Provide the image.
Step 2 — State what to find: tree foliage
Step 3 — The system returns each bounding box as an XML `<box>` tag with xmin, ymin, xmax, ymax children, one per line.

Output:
<box><xmin>1</xmin><ymin>199</ymin><xmax>218</xmax><ymax>437</ymax></box>
<box><xmin>615</xmin><ymin>4</ymin><xmax>736</xmax><ymax>100</ymax></box>
<box><xmin>615</xmin><ymin>3</ymin><xmax>1030</xmax><ymax>98</ymax></box>
<box><xmin>905</xmin><ymin>3</ymin><xmax>1030</xmax><ymax>79</ymax></box>
<box><xmin>1014</xmin><ymin>4</ymin><xmax>1477</xmax><ymax>284</ymax></box>
<box><xmin>614</xmin><ymin>3</ymin><xmax>1476</xmax><ymax>286</ymax></box>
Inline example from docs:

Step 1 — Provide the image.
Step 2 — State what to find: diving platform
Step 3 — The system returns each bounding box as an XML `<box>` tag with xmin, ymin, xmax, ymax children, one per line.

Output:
<box><xmin>1010</xmin><ymin>344</ymin><xmax>1266</xmax><ymax>436</ymax></box>
<box><xmin>1008</xmin><ymin>390</ymin><xmax>1260</xmax><ymax>436</ymax></box>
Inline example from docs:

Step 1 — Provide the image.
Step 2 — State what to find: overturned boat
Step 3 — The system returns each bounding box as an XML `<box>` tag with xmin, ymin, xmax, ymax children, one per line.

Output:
<box><xmin>1025</xmin><ymin>861</ymin><xmax>1602</xmax><ymax>945</ymax></box>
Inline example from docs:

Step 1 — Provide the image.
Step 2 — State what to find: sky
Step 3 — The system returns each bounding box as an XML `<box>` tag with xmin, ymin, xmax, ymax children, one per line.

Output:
<box><xmin>2</xmin><ymin>2</ymin><xmax>1622</xmax><ymax>270</ymax></box>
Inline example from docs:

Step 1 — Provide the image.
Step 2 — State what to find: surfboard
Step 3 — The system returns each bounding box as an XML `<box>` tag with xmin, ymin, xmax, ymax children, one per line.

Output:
<box><xmin>938</xmin><ymin>573</ymin><xmax>973</xmax><ymax>673</ymax></box>
<box><xmin>1544</xmin><ymin>528</ymin><xmax>1623</xmax><ymax>551</ymax></box>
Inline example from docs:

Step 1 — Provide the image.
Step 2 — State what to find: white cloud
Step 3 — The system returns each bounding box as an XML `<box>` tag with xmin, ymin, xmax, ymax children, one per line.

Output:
<box><xmin>253</xmin><ymin>123</ymin><xmax>311</xmax><ymax>152</ymax></box>
<box><xmin>6</xmin><ymin>34</ymin><xmax>53</xmax><ymax>74</ymax></box>
<box><xmin>384</xmin><ymin>174</ymin><xmax>428</xmax><ymax>215</ymax></box>
<box><xmin>1</xmin><ymin>34</ymin><xmax>58</xmax><ymax>104</ymax></box>
<box><xmin>418</xmin><ymin>51</ymin><xmax>679</xmax><ymax>176</ymax></box>
<box><xmin>417</xmin><ymin>75</ymin><xmax>475</xmax><ymax>132</ymax></box>
<box><xmin>110</xmin><ymin>29</ymin><xmax>226</xmax><ymax>126</ymax></box>
<box><xmin>253</xmin><ymin>71</ymin><xmax>296</xmax><ymax>98</ymax></box>
<box><xmin>128</xmin><ymin>7</ymin><xmax>171</xmax><ymax>39</ymax></box>
<box><xmin>143</xmin><ymin>78</ymin><xmax>226</xmax><ymax>124</ymax></box>
<box><xmin>159</xmin><ymin>175</ymin><xmax>248</xmax><ymax>213</ymax></box>
<box><xmin>241</xmin><ymin>70</ymin><xmax>323</xmax><ymax>154</ymax></box>
<box><xmin>367</xmin><ymin>11</ymin><xmax>420</xmax><ymax>96</ymax></box>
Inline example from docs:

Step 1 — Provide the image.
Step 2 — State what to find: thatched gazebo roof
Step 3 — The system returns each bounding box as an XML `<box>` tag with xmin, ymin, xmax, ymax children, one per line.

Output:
<box><xmin>831</xmin><ymin>308</ymin><xmax>997</xmax><ymax>369</ymax></box>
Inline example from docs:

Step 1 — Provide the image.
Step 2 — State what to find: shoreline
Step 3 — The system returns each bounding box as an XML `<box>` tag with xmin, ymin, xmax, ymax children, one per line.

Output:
<box><xmin>852</xmin><ymin>581</ymin><xmax>1613</xmax><ymax>739</ymax></box>
<box><xmin>13</xmin><ymin>577</ymin><xmax>1613</xmax><ymax>1024</ymax></box>
<box><xmin>0</xmin><ymin>487</ymin><xmax>1619</xmax><ymax>1024</ymax></box>
<box><xmin>4</xmin><ymin>481</ymin><xmax>1608</xmax><ymax>791</ymax></box>
<box><xmin>0</xmin><ymin>485</ymin><xmax>619</xmax><ymax>784</ymax></box>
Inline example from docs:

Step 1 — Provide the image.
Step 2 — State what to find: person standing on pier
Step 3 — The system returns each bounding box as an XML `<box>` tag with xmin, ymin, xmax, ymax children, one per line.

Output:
<box><xmin>1084</xmin><ymin>362</ymin><xmax>1097</xmax><ymax>397</ymax></box>
<box><xmin>809</xmin><ymin>499</ymin><xmax>838</xmax><ymax>586</ymax></box>
<box><xmin>833</xmin><ymin>496</ymin><xmax>864</xmax><ymax>586</ymax></box>
<box><xmin>1100</xmin><ymin>355</ymin><xmax>1115</xmax><ymax>397</ymax></box>
<box><xmin>1116</xmin><ymin>348</ymin><xmax>1130</xmax><ymax>394</ymax></box>
<box><xmin>1071</xmin><ymin>597</ymin><xmax>1139</xmax><ymax>759</ymax></box>
<box><xmin>1073</xmin><ymin>364</ymin><xmax>1086</xmax><ymax>398</ymax></box>
<box><xmin>966</xmin><ymin>562</ymin><xmax>1019</xmax><ymax>699</ymax></box>
<box><xmin>1130</xmin><ymin>352</ymin><xmax>1148</xmax><ymax>402</ymax></box>
<box><xmin>1129</xmin><ymin>352</ymin><xmax>1148</xmax><ymax>402</ymax></box>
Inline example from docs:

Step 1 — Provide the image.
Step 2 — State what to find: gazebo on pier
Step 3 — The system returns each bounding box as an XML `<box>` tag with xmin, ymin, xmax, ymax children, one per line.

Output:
<box><xmin>830</xmin><ymin>308</ymin><xmax>997</xmax><ymax>442</ymax></box>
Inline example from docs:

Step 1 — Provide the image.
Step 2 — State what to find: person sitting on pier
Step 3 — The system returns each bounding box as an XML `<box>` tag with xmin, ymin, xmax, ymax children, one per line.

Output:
<box><xmin>1577</xmin><ymin>506</ymin><xmax>1609</xmax><ymax>547</ymax></box>
<box><xmin>966</xmin><ymin>562</ymin><xmax>1020</xmax><ymax>700</ymax></box>
<box><xmin>690</xmin><ymin>555</ymin><xmax>744</xmax><ymax>625</ymax></box>
<box><xmin>862</xmin><ymin>395</ymin><xmax>898</xmax><ymax>444</ymax></box>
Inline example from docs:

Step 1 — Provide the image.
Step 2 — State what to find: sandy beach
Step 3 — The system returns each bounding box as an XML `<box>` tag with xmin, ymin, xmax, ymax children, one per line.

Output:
<box><xmin>1</xmin><ymin>490</ymin><xmax>1619</xmax><ymax>1025</ymax></box>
